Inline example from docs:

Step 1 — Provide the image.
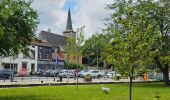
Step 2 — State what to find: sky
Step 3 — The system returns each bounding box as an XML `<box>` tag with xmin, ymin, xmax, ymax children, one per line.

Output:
<box><xmin>31</xmin><ymin>0</ymin><xmax>113</xmax><ymax>39</ymax></box>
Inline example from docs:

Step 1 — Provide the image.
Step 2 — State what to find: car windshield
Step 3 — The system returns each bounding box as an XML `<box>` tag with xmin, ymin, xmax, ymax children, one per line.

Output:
<box><xmin>69</xmin><ymin>70</ymin><xmax>73</xmax><ymax>73</ymax></box>
<box><xmin>80</xmin><ymin>70</ymin><xmax>87</xmax><ymax>73</ymax></box>
<box><xmin>92</xmin><ymin>71</ymin><xmax>99</xmax><ymax>73</ymax></box>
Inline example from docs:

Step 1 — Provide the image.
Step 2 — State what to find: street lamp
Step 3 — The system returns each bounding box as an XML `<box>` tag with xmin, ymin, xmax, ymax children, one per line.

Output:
<box><xmin>66</xmin><ymin>43</ymin><xmax>69</xmax><ymax>82</ymax></box>
<box><xmin>96</xmin><ymin>49</ymin><xmax>99</xmax><ymax>69</ymax></box>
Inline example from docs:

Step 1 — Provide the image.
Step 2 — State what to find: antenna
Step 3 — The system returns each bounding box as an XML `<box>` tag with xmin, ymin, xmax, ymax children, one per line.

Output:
<box><xmin>68</xmin><ymin>0</ymin><xmax>70</xmax><ymax>9</ymax></box>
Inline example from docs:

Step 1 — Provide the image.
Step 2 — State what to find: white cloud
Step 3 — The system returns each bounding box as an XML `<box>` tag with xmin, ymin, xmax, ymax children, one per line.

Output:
<box><xmin>31</xmin><ymin>0</ymin><xmax>67</xmax><ymax>34</ymax></box>
<box><xmin>73</xmin><ymin>0</ymin><xmax>113</xmax><ymax>39</ymax></box>
<box><xmin>31</xmin><ymin>0</ymin><xmax>113</xmax><ymax>39</ymax></box>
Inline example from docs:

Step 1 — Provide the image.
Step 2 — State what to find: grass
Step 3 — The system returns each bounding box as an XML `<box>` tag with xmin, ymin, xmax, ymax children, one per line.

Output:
<box><xmin>0</xmin><ymin>82</ymin><xmax>169</xmax><ymax>100</ymax></box>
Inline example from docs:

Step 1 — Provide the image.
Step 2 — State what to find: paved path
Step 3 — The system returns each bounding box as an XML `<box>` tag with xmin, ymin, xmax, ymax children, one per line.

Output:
<box><xmin>0</xmin><ymin>77</ymin><xmax>156</xmax><ymax>86</ymax></box>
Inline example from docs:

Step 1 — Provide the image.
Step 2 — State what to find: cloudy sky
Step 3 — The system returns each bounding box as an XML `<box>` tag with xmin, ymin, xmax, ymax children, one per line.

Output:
<box><xmin>31</xmin><ymin>0</ymin><xmax>113</xmax><ymax>39</ymax></box>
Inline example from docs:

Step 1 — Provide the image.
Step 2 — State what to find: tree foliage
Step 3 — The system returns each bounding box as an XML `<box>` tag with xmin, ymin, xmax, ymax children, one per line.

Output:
<box><xmin>82</xmin><ymin>33</ymin><xmax>111</xmax><ymax>67</ymax></box>
<box><xmin>64</xmin><ymin>26</ymin><xmax>85</xmax><ymax>64</ymax></box>
<box><xmin>105</xmin><ymin>0</ymin><xmax>170</xmax><ymax>84</ymax></box>
<box><xmin>0</xmin><ymin>0</ymin><xmax>38</xmax><ymax>56</ymax></box>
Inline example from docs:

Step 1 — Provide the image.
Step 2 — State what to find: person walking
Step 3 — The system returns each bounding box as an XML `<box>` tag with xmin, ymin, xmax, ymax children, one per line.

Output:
<box><xmin>74</xmin><ymin>69</ymin><xmax>78</xmax><ymax>80</ymax></box>
<box><xmin>58</xmin><ymin>71</ymin><xmax>63</xmax><ymax>82</ymax></box>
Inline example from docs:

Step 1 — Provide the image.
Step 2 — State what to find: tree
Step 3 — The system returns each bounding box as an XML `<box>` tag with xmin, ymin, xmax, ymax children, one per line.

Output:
<box><xmin>82</xmin><ymin>33</ymin><xmax>111</xmax><ymax>68</ymax></box>
<box><xmin>147</xmin><ymin>0</ymin><xmax>170</xmax><ymax>85</ymax></box>
<box><xmin>105</xmin><ymin>0</ymin><xmax>158</xmax><ymax>99</ymax></box>
<box><xmin>65</xmin><ymin>26</ymin><xmax>85</xmax><ymax>64</ymax></box>
<box><xmin>127</xmin><ymin>0</ymin><xmax>170</xmax><ymax>85</ymax></box>
<box><xmin>0</xmin><ymin>0</ymin><xmax>38</xmax><ymax>56</ymax></box>
<box><xmin>64</xmin><ymin>26</ymin><xmax>85</xmax><ymax>89</ymax></box>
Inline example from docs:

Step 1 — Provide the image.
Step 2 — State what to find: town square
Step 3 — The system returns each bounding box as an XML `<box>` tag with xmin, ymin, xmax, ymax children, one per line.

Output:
<box><xmin>0</xmin><ymin>0</ymin><xmax>170</xmax><ymax>100</ymax></box>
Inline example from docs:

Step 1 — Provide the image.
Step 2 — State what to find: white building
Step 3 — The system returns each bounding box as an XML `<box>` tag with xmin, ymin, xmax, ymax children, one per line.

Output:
<box><xmin>0</xmin><ymin>45</ymin><xmax>38</xmax><ymax>75</ymax></box>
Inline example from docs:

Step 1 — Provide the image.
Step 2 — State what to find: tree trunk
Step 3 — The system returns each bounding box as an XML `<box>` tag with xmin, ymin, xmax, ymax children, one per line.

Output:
<box><xmin>154</xmin><ymin>56</ymin><xmax>169</xmax><ymax>85</ymax></box>
<box><xmin>129</xmin><ymin>76</ymin><xmax>133</xmax><ymax>100</ymax></box>
<box><xmin>163</xmin><ymin>64</ymin><xmax>169</xmax><ymax>85</ymax></box>
<box><xmin>129</xmin><ymin>66</ymin><xmax>134</xmax><ymax>100</ymax></box>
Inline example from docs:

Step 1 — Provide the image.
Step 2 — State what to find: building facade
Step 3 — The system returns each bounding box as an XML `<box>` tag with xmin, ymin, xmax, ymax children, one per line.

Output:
<box><xmin>0</xmin><ymin>8</ymin><xmax>82</xmax><ymax>74</ymax></box>
<box><xmin>38</xmin><ymin>8</ymin><xmax>82</xmax><ymax>67</ymax></box>
<box><xmin>31</xmin><ymin>40</ymin><xmax>53</xmax><ymax>71</ymax></box>
<box><xmin>0</xmin><ymin>45</ymin><xmax>38</xmax><ymax>75</ymax></box>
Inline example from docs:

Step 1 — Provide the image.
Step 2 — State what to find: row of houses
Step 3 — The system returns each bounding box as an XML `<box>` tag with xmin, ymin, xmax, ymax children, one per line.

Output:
<box><xmin>0</xmin><ymin>9</ymin><xmax>82</xmax><ymax>75</ymax></box>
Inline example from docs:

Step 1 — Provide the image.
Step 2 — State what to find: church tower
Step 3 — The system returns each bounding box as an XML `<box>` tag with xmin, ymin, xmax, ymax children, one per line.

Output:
<box><xmin>63</xmin><ymin>8</ymin><xmax>76</xmax><ymax>39</ymax></box>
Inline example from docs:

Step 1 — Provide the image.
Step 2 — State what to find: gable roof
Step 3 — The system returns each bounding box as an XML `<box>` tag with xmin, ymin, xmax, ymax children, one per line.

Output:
<box><xmin>39</xmin><ymin>31</ymin><xmax>67</xmax><ymax>47</ymax></box>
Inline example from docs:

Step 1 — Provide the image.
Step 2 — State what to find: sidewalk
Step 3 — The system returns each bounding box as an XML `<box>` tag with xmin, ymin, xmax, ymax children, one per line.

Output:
<box><xmin>0</xmin><ymin>77</ymin><xmax>156</xmax><ymax>86</ymax></box>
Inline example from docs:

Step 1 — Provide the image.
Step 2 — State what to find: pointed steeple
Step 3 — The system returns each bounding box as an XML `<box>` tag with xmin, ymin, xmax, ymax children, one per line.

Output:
<box><xmin>63</xmin><ymin>8</ymin><xmax>75</xmax><ymax>38</ymax></box>
<box><xmin>66</xmin><ymin>9</ymin><xmax>73</xmax><ymax>31</ymax></box>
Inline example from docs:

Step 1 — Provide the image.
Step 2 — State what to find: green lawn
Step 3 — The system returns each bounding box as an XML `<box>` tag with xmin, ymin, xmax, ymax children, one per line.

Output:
<box><xmin>0</xmin><ymin>82</ymin><xmax>169</xmax><ymax>100</ymax></box>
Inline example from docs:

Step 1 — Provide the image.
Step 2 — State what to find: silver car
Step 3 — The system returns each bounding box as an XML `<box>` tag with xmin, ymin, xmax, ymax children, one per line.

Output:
<box><xmin>49</xmin><ymin>69</ymin><xmax>59</xmax><ymax>76</ymax></box>
<box><xmin>61</xmin><ymin>70</ymin><xmax>74</xmax><ymax>78</ymax></box>
<box><xmin>81</xmin><ymin>70</ymin><xmax>103</xmax><ymax>78</ymax></box>
<box><xmin>107</xmin><ymin>71</ymin><xmax>121</xmax><ymax>79</ymax></box>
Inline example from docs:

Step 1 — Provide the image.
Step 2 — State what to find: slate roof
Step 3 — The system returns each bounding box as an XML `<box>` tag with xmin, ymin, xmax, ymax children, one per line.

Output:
<box><xmin>39</xmin><ymin>31</ymin><xmax>67</xmax><ymax>47</ymax></box>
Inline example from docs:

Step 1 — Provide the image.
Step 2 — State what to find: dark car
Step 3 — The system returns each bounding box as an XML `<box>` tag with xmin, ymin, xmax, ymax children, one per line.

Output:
<box><xmin>0</xmin><ymin>70</ymin><xmax>12</xmax><ymax>79</ymax></box>
<box><xmin>49</xmin><ymin>69</ymin><xmax>59</xmax><ymax>77</ymax></box>
<box><xmin>36</xmin><ymin>70</ymin><xmax>43</xmax><ymax>76</ymax></box>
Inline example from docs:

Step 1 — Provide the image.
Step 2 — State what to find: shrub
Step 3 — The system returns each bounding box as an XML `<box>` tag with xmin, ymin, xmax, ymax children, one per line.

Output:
<box><xmin>84</xmin><ymin>74</ymin><xmax>92</xmax><ymax>82</ymax></box>
<box><xmin>114</xmin><ymin>76</ymin><xmax>120</xmax><ymax>80</ymax></box>
<box><xmin>64</xmin><ymin>62</ymin><xmax>84</xmax><ymax>69</ymax></box>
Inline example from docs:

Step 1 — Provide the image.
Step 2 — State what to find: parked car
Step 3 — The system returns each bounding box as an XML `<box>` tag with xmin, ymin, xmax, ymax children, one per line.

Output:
<box><xmin>36</xmin><ymin>70</ymin><xmax>51</xmax><ymax>76</ymax></box>
<box><xmin>49</xmin><ymin>69</ymin><xmax>59</xmax><ymax>77</ymax></box>
<box><xmin>107</xmin><ymin>71</ymin><xmax>121</xmax><ymax>79</ymax></box>
<box><xmin>81</xmin><ymin>70</ymin><xmax>103</xmax><ymax>78</ymax></box>
<box><xmin>0</xmin><ymin>70</ymin><xmax>12</xmax><ymax>79</ymax></box>
<box><xmin>36</xmin><ymin>70</ymin><xmax>43</xmax><ymax>76</ymax></box>
<box><xmin>61</xmin><ymin>70</ymin><xmax>74</xmax><ymax>78</ymax></box>
<box><xmin>78</xmin><ymin>70</ymin><xmax>88</xmax><ymax>77</ymax></box>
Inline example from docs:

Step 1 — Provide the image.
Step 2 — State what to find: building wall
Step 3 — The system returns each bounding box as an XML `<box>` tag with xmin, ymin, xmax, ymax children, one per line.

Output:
<box><xmin>37</xmin><ymin>46</ymin><xmax>53</xmax><ymax>70</ymax></box>
<box><xmin>65</xmin><ymin>54</ymin><xmax>82</xmax><ymax>64</ymax></box>
<box><xmin>58</xmin><ymin>51</ymin><xmax>65</xmax><ymax>60</ymax></box>
<box><xmin>0</xmin><ymin>45</ymin><xmax>38</xmax><ymax>75</ymax></box>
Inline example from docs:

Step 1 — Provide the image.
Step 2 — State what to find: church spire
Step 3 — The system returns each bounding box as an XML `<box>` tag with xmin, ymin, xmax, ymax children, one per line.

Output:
<box><xmin>63</xmin><ymin>3</ymin><xmax>75</xmax><ymax>38</ymax></box>
<box><xmin>66</xmin><ymin>8</ymin><xmax>73</xmax><ymax>31</ymax></box>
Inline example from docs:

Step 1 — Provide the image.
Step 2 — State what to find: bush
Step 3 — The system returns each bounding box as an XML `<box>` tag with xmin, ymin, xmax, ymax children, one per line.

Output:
<box><xmin>64</xmin><ymin>62</ymin><xmax>84</xmax><ymax>69</ymax></box>
<box><xmin>114</xmin><ymin>76</ymin><xmax>120</xmax><ymax>80</ymax></box>
<box><xmin>83</xmin><ymin>74</ymin><xmax>92</xmax><ymax>82</ymax></box>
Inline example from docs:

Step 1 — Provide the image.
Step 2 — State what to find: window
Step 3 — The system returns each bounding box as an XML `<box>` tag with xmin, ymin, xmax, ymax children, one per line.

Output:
<box><xmin>4</xmin><ymin>63</ymin><xmax>18</xmax><ymax>74</ymax></box>
<box><xmin>38</xmin><ymin>51</ymin><xmax>42</xmax><ymax>59</ymax></box>
<box><xmin>22</xmin><ymin>63</ymin><xmax>27</xmax><ymax>69</ymax></box>
<box><xmin>46</xmin><ymin>52</ymin><xmax>50</xmax><ymax>59</ymax></box>
<box><xmin>31</xmin><ymin>64</ymin><xmax>35</xmax><ymax>72</ymax></box>
<box><xmin>30</xmin><ymin>50</ymin><xmax>35</xmax><ymax>59</ymax></box>
<box><xmin>92</xmin><ymin>71</ymin><xmax>99</xmax><ymax>73</ymax></box>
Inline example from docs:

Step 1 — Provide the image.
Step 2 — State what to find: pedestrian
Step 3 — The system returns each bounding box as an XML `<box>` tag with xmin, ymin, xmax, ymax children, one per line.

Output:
<box><xmin>74</xmin><ymin>69</ymin><xmax>78</xmax><ymax>80</ymax></box>
<box><xmin>58</xmin><ymin>71</ymin><xmax>63</xmax><ymax>82</ymax></box>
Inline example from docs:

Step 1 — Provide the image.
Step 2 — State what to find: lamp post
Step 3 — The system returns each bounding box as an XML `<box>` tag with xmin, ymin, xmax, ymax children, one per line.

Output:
<box><xmin>67</xmin><ymin>43</ymin><xmax>69</xmax><ymax>82</ymax></box>
<box><xmin>96</xmin><ymin>49</ymin><xmax>99</xmax><ymax>69</ymax></box>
